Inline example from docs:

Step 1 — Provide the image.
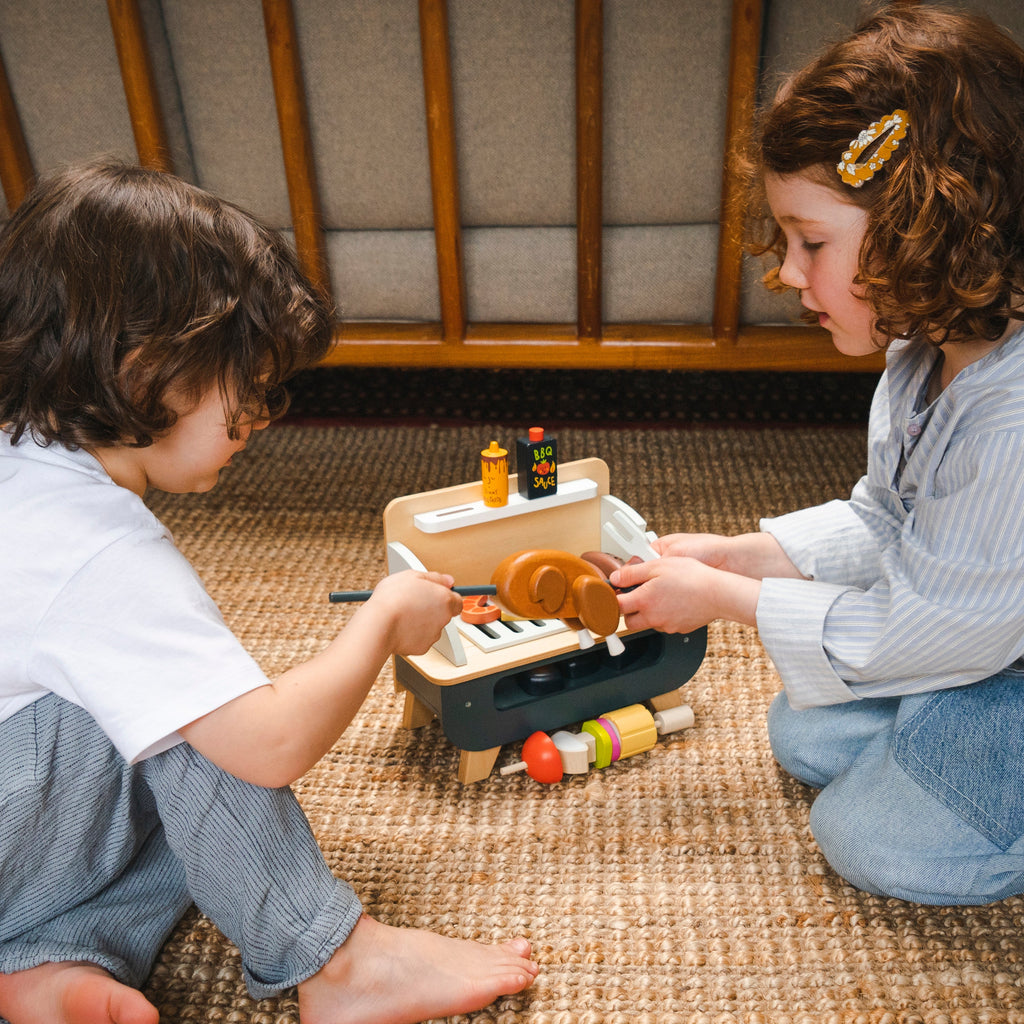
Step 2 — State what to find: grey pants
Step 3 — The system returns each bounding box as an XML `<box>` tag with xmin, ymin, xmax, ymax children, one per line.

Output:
<box><xmin>0</xmin><ymin>694</ymin><xmax>363</xmax><ymax>998</ymax></box>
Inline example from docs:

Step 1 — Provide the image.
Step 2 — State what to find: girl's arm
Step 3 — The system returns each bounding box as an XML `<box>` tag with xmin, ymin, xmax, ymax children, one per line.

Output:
<box><xmin>762</xmin><ymin>426</ymin><xmax>1024</xmax><ymax>706</ymax></box>
<box><xmin>610</xmin><ymin>532</ymin><xmax>806</xmax><ymax>636</ymax></box>
<box><xmin>650</xmin><ymin>531</ymin><xmax>807</xmax><ymax>581</ymax></box>
<box><xmin>179</xmin><ymin>571</ymin><xmax>461</xmax><ymax>788</ymax></box>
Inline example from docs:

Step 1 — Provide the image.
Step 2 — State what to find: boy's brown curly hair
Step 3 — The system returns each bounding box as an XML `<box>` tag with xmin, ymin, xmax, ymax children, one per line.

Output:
<box><xmin>0</xmin><ymin>161</ymin><xmax>333</xmax><ymax>448</ymax></box>
<box><xmin>750</xmin><ymin>4</ymin><xmax>1024</xmax><ymax>347</ymax></box>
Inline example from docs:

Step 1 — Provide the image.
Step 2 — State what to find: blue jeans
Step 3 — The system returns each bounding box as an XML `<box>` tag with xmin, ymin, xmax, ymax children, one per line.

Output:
<box><xmin>0</xmin><ymin>695</ymin><xmax>363</xmax><ymax>998</ymax></box>
<box><xmin>767</xmin><ymin>673</ymin><xmax>1024</xmax><ymax>905</ymax></box>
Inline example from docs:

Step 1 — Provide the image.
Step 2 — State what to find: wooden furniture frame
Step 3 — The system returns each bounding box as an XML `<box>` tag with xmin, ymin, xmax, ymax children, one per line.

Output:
<box><xmin>0</xmin><ymin>0</ymin><xmax>886</xmax><ymax>374</ymax></box>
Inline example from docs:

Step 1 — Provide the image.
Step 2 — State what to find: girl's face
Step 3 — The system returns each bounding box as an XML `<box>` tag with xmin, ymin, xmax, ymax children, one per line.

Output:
<box><xmin>764</xmin><ymin>172</ymin><xmax>878</xmax><ymax>357</ymax></box>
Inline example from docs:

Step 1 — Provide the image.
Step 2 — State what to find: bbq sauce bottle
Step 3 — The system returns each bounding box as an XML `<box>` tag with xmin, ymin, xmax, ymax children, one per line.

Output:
<box><xmin>516</xmin><ymin>426</ymin><xmax>557</xmax><ymax>500</ymax></box>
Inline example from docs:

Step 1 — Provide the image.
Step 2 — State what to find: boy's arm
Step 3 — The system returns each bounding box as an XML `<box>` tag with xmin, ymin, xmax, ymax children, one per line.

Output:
<box><xmin>179</xmin><ymin>571</ymin><xmax>461</xmax><ymax>788</ymax></box>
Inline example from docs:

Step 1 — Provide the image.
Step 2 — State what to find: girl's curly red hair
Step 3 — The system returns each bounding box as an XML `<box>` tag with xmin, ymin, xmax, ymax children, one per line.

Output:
<box><xmin>751</xmin><ymin>4</ymin><xmax>1024</xmax><ymax>347</ymax></box>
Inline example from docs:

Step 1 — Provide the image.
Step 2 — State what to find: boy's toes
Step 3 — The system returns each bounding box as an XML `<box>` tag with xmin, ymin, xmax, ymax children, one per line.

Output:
<box><xmin>503</xmin><ymin>937</ymin><xmax>534</xmax><ymax>960</ymax></box>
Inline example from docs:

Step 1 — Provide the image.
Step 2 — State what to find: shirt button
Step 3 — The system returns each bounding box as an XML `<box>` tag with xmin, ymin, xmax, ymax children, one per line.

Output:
<box><xmin>907</xmin><ymin>423</ymin><xmax>922</xmax><ymax>437</ymax></box>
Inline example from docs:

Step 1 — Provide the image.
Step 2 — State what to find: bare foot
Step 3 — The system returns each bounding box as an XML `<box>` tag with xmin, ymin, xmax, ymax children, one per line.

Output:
<box><xmin>0</xmin><ymin>961</ymin><xmax>158</xmax><ymax>1024</ymax></box>
<box><xmin>297</xmin><ymin>914</ymin><xmax>538</xmax><ymax>1024</ymax></box>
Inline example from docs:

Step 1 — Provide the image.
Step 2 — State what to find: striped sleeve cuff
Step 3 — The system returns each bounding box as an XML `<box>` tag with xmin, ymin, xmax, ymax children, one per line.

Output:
<box><xmin>760</xmin><ymin>500</ymin><xmax>880</xmax><ymax>587</ymax></box>
<box><xmin>756</xmin><ymin>577</ymin><xmax>859</xmax><ymax>708</ymax></box>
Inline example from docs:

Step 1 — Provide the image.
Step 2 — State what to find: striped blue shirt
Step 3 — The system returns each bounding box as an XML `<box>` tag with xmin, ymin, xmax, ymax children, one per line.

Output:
<box><xmin>758</xmin><ymin>328</ymin><xmax>1024</xmax><ymax>709</ymax></box>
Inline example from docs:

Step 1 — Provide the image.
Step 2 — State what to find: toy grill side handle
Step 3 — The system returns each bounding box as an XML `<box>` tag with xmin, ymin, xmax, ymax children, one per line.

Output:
<box><xmin>386</xmin><ymin>541</ymin><xmax>467</xmax><ymax>667</ymax></box>
<box><xmin>600</xmin><ymin>496</ymin><xmax>659</xmax><ymax>562</ymax></box>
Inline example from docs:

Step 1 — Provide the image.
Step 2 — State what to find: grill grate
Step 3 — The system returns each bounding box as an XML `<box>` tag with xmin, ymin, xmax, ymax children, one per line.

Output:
<box><xmin>453</xmin><ymin>616</ymin><xmax>567</xmax><ymax>654</ymax></box>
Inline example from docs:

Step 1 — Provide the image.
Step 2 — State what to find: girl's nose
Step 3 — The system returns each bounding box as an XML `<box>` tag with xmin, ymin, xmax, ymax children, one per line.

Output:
<box><xmin>778</xmin><ymin>252</ymin><xmax>808</xmax><ymax>291</ymax></box>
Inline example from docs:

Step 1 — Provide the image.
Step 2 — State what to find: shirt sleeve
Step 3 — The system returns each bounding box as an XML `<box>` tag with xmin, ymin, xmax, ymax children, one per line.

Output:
<box><xmin>29</xmin><ymin>527</ymin><xmax>271</xmax><ymax>763</ymax></box>
<box><xmin>758</xmin><ymin>429</ymin><xmax>1024</xmax><ymax>708</ymax></box>
<box><xmin>760</xmin><ymin>493</ymin><xmax>884</xmax><ymax>588</ymax></box>
<box><xmin>756</xmin><ymin>577</ymin><xmax>861</xmax><ymax>707</ymax></box>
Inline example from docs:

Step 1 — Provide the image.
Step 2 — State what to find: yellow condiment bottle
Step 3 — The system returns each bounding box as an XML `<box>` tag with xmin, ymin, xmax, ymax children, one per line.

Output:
<box><xmin>480</xmin><ymin>440</ymin><xmax>509</xmax><ymax>507</ymax></box>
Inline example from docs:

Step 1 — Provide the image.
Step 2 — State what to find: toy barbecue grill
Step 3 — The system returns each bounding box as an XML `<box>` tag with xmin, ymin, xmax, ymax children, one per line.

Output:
<box><xmin>383</xmin><ymin>457</ymin><xmax>706</xmax><ymax>782</ymax></box>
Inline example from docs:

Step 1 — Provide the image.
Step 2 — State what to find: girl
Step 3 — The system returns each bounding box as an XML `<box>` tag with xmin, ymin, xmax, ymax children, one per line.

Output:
<box><xmin>0</xmin><ymin>162</ymin><xmax>536</xmax><ymax>1024</ymax></box>
<box><xmin>613</xmin><ymin>4</ymin><xmax>1024</xmax><ymax>905</ymax></box>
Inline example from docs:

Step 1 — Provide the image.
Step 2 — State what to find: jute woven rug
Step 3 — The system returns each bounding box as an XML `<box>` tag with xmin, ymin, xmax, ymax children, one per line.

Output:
<box><xmin>141</xmin><ymin>422</ymin><xmax>1024</xmax><ymax>1024</ymax></box>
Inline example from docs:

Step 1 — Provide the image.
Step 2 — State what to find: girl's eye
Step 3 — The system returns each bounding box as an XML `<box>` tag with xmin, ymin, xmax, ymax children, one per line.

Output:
<box><xmin>802</xmin><ymin>240</ymin><xmax>825</xmax><ymax>252</ymax></box>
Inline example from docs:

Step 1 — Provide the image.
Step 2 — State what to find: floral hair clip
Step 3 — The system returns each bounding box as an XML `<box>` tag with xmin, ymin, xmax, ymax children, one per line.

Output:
<box><xmin>837</xmin><ymin>109</ymin><xmax>909</xmax><ymax>187</ymax></box>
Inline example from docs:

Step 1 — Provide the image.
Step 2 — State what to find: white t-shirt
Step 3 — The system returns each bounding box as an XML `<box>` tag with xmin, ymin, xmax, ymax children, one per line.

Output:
<box><xmin>0</xmin><ymin>430</ymin><xmax>271</xmax><ymax>762</ymax></box>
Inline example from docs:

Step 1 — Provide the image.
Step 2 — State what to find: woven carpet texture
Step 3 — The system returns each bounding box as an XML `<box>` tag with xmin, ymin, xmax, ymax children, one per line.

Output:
<box><xmin>141</xmin><ymin>421</ymin><xmax>1024</xmax><ymax>1023</ymax></box>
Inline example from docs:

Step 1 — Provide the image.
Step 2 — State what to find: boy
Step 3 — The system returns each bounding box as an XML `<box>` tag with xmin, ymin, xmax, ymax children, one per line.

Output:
<box><xmin>0</xmin><ymin>162</ymin><xmax>537</xmax><ymax>1024</ymax></box>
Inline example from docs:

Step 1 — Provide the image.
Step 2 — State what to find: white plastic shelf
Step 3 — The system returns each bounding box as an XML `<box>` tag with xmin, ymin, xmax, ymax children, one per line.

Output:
<box><xmin>412</xmin><ymin>477</ymin><xmax>599</xmax><ymax>534</ymax></box>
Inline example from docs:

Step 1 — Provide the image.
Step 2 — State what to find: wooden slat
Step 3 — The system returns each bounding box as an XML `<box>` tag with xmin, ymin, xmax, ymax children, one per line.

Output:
<box><xmin>325</xmin><ymin>321</ymin><xmax>885</xmax><ymax>373</ymax></box>
<box><xmin>0</xmin><ymin>48</ymin><xmax>34</xmax><ymax>209</ymax></box>
<box><xmin>576</xmin><ymin>0</ymin><xmax>603</xmax><ymax>341</ymax></box>
<box><xmin>419</xmin><ymin>0</ymin><xmax>467</xmax><ymax>343</ymax></box>
<box><xmin>107</xmin><ymin>0</ymin><xmax>173</xmax><ymax>172</ymax></box>
<box><xmin>263</xmin><ymin>0</ymin><xmax>331</xmax><ymax>299</ymax></box>
<box><xmin>712</xmin><ymin>0</ymin><xmax>764</xmax><ymax>343</ymax></box>
<box><xmin>315</xmin><ymin>0</ymin><xmax>872</xmax><ymax>376</ymax></box>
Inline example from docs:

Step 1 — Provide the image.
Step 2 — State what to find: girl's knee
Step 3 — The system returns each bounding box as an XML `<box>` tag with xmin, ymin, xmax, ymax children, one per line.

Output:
<box><xmin>766</xmin><ymin>692</ymin><xmax>829</xmax><ymax>788</ymax></box>
<box><xmin>768</xmin><ymin>695</ymin><xmax>902</xmax><ymax>790</ymax></box>
<box><xmin>808</xmin><ymin>779</ymin><xmax>944</xmax><ymax>900</ymax></box>
<box><xmin>808</xmin><ymin>786</ymin><xmax>891</xmax><ymax>896</ymax></box>
<box><xmin>808</xmin><ymin>781</ymin><xmax>1024</xmax><ymax>904</ymax></box>
<box><xmin>766</xmin><ymin>692</ymin><xmax>796</xmax><ymax>765</ymax></box>
<box><xmin>810</xmin><ymin>799</ymin><xmax>947</xmax><ymax>901</ymax></box>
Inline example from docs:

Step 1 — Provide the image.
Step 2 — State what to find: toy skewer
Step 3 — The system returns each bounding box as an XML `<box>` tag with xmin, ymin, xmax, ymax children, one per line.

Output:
<box><xmin>500</xmin><ymin>731</ymin><xmax>564</xmax><ymax>783</ymax></box>
<box><xmin>329</xmin><ymin>584</ymin><xmax>497</xmax><ymax>603</ymax></box>
<box><xmin>501</xmin><ymin>702</ymin><xmax>695</xmax><ymax>783</ymax></box>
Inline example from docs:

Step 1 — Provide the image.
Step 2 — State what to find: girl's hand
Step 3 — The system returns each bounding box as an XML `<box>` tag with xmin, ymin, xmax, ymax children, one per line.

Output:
<box><xmin>652</xmin><ymin>532</ymin><xmax>733</xmax><ymax>568</ymax></box>
<box><xmin>612</xmin><ymin>557</ymin><xmax>761</xmax><ymax>633</ymax></box>
<box><xmin>365</xmin><ymin>570</ymin><xmax>463</xmax><ymax>656</ymax></box>
<box><xmin>653</xmin><ymin>531</ymin><xmax>806</xmax><ymax>582</ymax></box>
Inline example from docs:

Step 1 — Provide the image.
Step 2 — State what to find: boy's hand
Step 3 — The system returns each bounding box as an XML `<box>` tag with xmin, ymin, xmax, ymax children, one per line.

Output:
<box><xmin>364</xmin><ymin>571</ymin><xmax>463</xmax><ymax>656</ymax></box>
